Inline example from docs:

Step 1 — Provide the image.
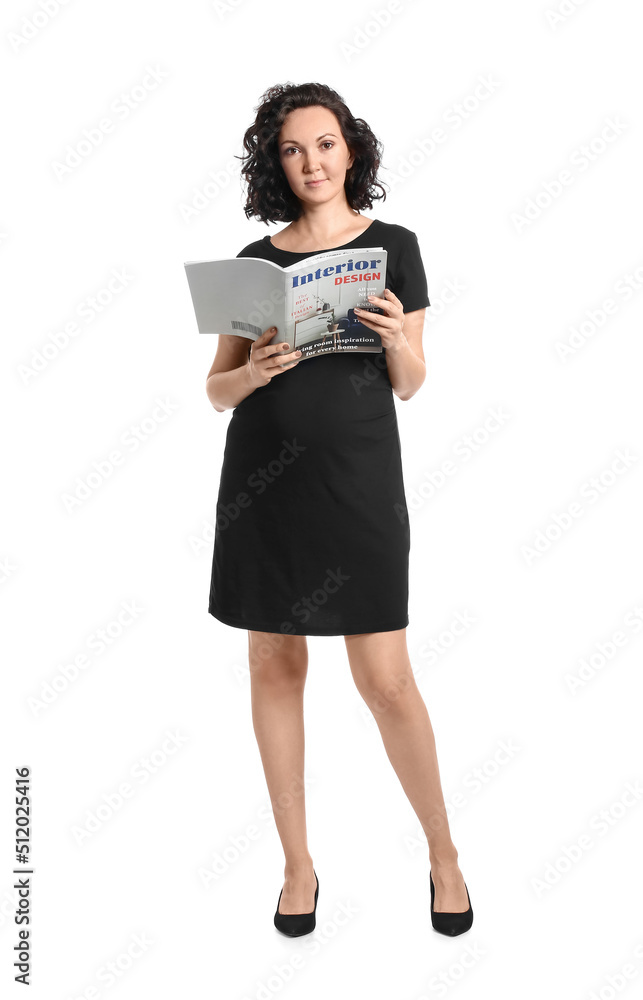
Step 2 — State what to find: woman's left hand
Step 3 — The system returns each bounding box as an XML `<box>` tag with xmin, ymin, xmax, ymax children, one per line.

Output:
<box><xmin>353</xmin><ymin>288</ymin><xmax>406</xmax><ymax>352</ymax></box>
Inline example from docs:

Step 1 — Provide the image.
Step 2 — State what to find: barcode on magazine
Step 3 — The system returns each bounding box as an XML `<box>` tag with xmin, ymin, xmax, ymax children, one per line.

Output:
<box><xmin>231</xmin><ymin>320</ymin><xmax>262</xmax><ymax>337</ymax></box>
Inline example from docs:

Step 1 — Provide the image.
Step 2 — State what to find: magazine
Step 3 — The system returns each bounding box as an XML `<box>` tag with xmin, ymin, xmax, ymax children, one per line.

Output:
<box><xmin>184</xmin><ymin>245</ymin><xmax>388</xmax><ymax>360</ymax></box>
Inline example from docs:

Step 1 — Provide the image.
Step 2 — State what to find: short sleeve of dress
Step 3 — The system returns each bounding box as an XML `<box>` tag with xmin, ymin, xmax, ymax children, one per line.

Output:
<box><xmin>387</xmin><ymin>229</ymin><xmax>431</xmax><ymax>314</ymax></box>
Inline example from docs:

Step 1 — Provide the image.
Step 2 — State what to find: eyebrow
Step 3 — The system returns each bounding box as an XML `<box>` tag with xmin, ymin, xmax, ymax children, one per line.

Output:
<box><xmin>279</xmin><ymin>133</ymin><xmax>337</xmax><ymax>147</ymax></box>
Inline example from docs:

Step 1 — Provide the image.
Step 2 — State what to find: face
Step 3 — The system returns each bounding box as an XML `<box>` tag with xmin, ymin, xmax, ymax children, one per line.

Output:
<box><xmin>277</xmin><ymin>105</ymin><xmax>355</xmax><ymax>209</ymax></box>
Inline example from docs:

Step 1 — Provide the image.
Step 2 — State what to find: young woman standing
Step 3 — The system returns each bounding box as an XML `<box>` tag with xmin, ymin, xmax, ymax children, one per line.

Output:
<box><xmin>206</xmin><ymin>82</ymin><xmax>473</xmax><ymax>937</ymax></box>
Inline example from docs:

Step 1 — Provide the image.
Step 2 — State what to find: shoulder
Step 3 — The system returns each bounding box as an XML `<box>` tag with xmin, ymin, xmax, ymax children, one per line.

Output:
<box><xmin>236</xmin><ymin>237</ymin><xmax>270</xmax><ymax>259</ymax></box>
<box><xmin>373</xmin><ymin>220</ymin><xmax>422</xmax><ymax>257</ymax></box>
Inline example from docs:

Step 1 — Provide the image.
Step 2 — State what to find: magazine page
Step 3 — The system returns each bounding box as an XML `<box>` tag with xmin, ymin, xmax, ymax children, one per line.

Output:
<box><xmin>278</xmin><ymin>247</ymin><xmax>388</xmax><ymax>359</ymax></box>
<box><xmin>184</xmin><ymin>256</ymin><xmax>286</xmax><ymax>338</ymax></box>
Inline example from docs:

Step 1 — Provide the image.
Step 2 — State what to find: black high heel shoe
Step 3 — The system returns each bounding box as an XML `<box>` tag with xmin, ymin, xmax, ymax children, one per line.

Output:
<box><xmin>430</xmin><ymin>870</ymin><xmax>473</xmax><ymax>936</ymax></box>
<box><xmin>274</xmin><ymin>870</ymin><xmax>319</xmax><ymax>937</ymax></box>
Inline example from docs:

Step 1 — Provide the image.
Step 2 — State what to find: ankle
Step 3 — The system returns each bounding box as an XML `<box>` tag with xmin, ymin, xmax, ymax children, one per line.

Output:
<box><xmin>429</xmin><ymin>848</ymin><xmax>459</xmax><ymax>872</ymax></box>
<box><xmin>284</xmin><ymin>858</ymin><xmax>314</xmax><ymax>878</ymax></box>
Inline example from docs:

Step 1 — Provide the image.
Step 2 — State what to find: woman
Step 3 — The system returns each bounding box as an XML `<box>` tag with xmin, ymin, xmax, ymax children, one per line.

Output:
<box><xmin>205</xmin><ymin>82</ymin><xmax>473</xmax><ymax>937</ymax></box>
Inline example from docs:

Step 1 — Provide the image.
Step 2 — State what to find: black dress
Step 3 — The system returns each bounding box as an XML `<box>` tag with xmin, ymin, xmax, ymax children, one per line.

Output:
<box><xmin>208</xmin><ymin>218</ymin><xmax>431</xmax><ymax>636</ymax></box>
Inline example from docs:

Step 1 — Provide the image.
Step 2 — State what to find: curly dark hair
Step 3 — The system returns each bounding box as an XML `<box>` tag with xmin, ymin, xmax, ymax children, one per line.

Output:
<box><xmin>237</xmin><ymin>82</ymin><xmax>388</xmax><ymax>223</ymax></box>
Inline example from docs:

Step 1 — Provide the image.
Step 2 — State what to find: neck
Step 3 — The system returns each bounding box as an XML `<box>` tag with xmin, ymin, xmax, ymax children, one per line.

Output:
<box><xmin>291</xmin><ymin>203</ymin><xmax>362</xmax><ymax>243</ymax></box>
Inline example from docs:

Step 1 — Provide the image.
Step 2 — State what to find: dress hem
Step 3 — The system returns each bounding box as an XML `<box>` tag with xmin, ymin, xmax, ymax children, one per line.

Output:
<box><xmin>208</xmin><ymin>606</ymin><xmax>408</xmax><ymax>637</ymax></box>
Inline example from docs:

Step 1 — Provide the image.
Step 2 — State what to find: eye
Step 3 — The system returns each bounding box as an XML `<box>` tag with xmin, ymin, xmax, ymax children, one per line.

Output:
<box><xmin>283</xmin><ymin>141</ymin><xmax>335</xmax><ymax>156</ymax></box>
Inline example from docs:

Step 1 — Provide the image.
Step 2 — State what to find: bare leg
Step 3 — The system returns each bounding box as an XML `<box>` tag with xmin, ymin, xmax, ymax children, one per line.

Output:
<box><xmin>344</xmin><ymin>628</ymin><xmax>469</xmax><ymax>912</ymax></box>
<box><xmin>248</xmin><ymin>629</ymin><xmax>317</xmax><ymax>914</ymax></box>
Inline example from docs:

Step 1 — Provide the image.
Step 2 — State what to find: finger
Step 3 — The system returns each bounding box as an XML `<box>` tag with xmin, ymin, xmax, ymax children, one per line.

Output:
<box><xmin>266</xmin><ymin>358</ymin><xmax>301</xmax><ymax>374</ymax></box>
<box><xmin>266</xmin><ymin>349</ymin><xmax>301</xmax><ymax>366</ymax></box>
<box><xmin>255</xmin><ymin>341</ymin><xmax>291</xmax><ymax>360</ymax></box>
<box><xmin>276</xmin><ymin>349</ymin><xmax>302</xmax><ymax>364</ymax></box>
<box><xmin>354</xmin><ymin>312</ymin><xmax>395</xmax><ymax>336</ymax></box>
<box><xmin>353</xmin><ymin>308</ymin><xmax>383</xmax><ymax>327</ymax></box>
<box><xmin>263</xmin><ymin>352</ymin><xmax>297</xmax><ymax>368</ymax></box>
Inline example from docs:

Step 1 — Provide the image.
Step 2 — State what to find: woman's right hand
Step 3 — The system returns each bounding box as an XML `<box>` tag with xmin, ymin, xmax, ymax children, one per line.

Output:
<box><xmin>248</xmin><ymin>327</ymin><xmax>302</xmax><ymax>386</ymax></box>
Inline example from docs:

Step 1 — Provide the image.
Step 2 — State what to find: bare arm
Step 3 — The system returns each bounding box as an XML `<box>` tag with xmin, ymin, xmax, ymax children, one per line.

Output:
<box><xmin>354</xmin><ymin>289</ymin><xmax>427</xmax><ymax>401</ymax></box>
<box><xmin>205</xmin><ymin>328</ymin><xmax>302</xmax><ymax>412</ymax></box>
<box><xmin>385</xmin><ymin>308</ymin><xmax>427</xmax><ymax>401</ymax></box>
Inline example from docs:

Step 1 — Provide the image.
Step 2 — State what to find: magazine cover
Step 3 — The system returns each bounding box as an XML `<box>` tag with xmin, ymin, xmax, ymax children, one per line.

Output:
<box><xmin>184</xmin><ymin>245</ymin><xmax>388</xmax><ymax>359</ymax></box>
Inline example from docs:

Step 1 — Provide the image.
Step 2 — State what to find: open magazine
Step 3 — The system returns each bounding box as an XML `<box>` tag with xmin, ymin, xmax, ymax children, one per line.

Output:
<box><xmin>184</xmin><ymin>245</ymin><xmax>388</xmax><ymax>360</ymax></box>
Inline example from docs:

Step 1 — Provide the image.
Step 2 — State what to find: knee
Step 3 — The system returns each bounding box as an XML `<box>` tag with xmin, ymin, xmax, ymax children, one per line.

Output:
<box><xmin>248</xmin><ymin>631</ymin><xmax>308</xmax><ymax>686</ymax></box>
<box><xmin>357</xmin><ymin>666</ymin><xmax>417</xmax><ymax>719</ymax></box>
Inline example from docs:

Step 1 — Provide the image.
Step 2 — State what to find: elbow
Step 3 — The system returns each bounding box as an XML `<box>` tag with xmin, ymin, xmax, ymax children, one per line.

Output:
<box><xmin>205</xmin><ymin>381</ymin><xmax>227</xmax><ymax>413</ymax></box>
<box><xmin>394</xmin><ymin>383</ymin><xmax>422</xmax><ymax>402</ymax></box>
<box><xmin>395</xmin><ymin>369</ymin><xmax>427</xmax><ymax>402</ymax></box>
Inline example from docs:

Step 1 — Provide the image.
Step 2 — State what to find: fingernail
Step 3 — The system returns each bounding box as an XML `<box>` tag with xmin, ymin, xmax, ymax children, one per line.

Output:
<box><xmin>296</xmin><ymin>350</ymin><xmax>302</xmax><ymax>355</ymax></box>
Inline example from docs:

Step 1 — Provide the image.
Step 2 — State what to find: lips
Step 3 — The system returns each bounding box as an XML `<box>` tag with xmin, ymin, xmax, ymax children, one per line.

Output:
<box><xmin>305</xmin><ymin>179</ymin><xmax>326</xmax><ymax>185</ymax></box>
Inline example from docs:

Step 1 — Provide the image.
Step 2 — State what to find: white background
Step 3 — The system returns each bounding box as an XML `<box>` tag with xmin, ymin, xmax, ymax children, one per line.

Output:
<box><xmin>2</xmin><ymin>0</ymin><xmax>643</xmax><ymax>997</ymax></box>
